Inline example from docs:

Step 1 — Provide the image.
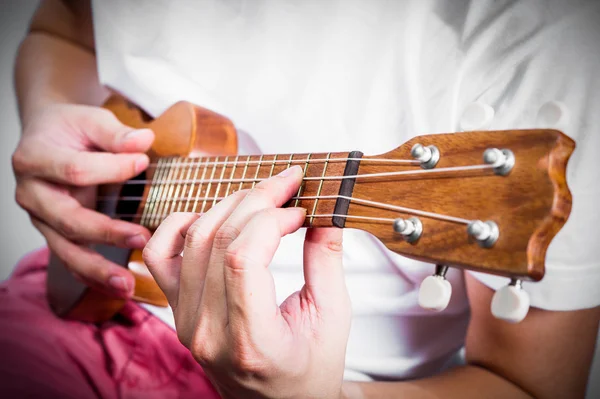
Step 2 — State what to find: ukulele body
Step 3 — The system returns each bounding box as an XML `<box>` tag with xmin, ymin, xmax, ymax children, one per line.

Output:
<box><xmin>47</xmin><ymin>95</ymin><xmax>238</xmax><ymax>322</ymax></box>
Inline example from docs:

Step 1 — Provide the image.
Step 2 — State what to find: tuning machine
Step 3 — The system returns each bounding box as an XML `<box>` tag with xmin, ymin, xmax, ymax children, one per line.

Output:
<box><xmin>483</xmin><ymin>148</ymin><xmax>515</xmax><ymax>175</ymax></box>
<box><xmin>393</xmin><ymin>217</ymin><xmax>422</xmax><ymax>243</ymax></box>
<box><xmin>467</xmin><ymin>220</ymin><xmax>499</xmax><ymax>248</ymax></box>
<box><xmin>411</xmin><ymin>143</ymin><xmax>440</xmax><ymax>169</ymax></box>
<box><xmin>418</xmin><ymin>265</ymin><xmax>452</xmax><ymax>311</ymax></box>
<box><xmin>491</xmin><ymin>279</ymin><xmax>530</xmax><ymax>323</ymax></box>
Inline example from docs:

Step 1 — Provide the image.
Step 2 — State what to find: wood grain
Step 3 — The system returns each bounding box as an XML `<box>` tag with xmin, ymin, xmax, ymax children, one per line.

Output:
<box><xmin>345</xmin><ymin>129</ymin><xmax>574</xmax><ymax>281</ymax></box>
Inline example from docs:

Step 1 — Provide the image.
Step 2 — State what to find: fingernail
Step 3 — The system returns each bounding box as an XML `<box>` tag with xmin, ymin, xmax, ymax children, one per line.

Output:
<box><xmin>125</xmin><ymin>234</ymin><xmax>147</xmax><ymax>249</ymax></box>
<box><xmin>134</xmin><ymin>155</ymin><xmax>149</xmax><ymax>174</ymax></box>
<box><xmin>108</xmin><ymin>275</ymin><xmax>131</xmax><ymax>293</ymax></box>
<box><xmin>122</xmin><ymin>128</ymin><xmax>150</xmax><ymax>142</ymax></box>
<box><xmin>290</xmin><ymin>207</ymin><xmax>307</xmax><ymax>217</ymax></box>
<box><xmin>278</xmin><ymin>165</ymin><xmax>302</xmax><ymax>178</ymax></box>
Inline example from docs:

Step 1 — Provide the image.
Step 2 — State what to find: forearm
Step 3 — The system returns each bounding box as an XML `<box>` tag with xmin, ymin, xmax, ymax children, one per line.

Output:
<box><xmin>341</xmin><ymin>365</ymin><xmax>532</xmax><ymax>399</ymax></box>
<box><xmin>15</xmin><ymin>0</ymin><xmax>108</xmax><ymax>123</ymax></box>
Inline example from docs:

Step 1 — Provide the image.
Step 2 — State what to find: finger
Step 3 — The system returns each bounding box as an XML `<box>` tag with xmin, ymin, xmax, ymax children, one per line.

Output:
<box><xmin>32</xmin><ymin>217</ymin><xmax>134</xmax><ymax>298</ymax></box>
<box><xmin>71</xmin><ymin>106</ymin><xmax>155</xmax><ymax>153</ymax></box>
<box><xmin>17</xmin><ymin>179</ymin><xmax>151</xmax><ymax>248</ymax></box>
<box><xmin>225</xmin><ymin>165</ymin><xmax>304</xmax><ymax>229</ymax></box>
<box><xmin>24</xmin><ymin>146</ymin><xmax>149</xmax><ymax>186</ymax></box>
<box><xmin>178</xmin><ymin>191</ymin><xmax>248</xmax><ymax>345</ymax></box>
<box><xmin>223</xmin><ymin>208</ymin><xmax>306</xmax><ymax>332</ymax></box>
<box><xmin>143</xmin><ymin>212</ymin><xmax>200</xmax><ymax>307</ymax></box>
<box><xmin>303</xmin><ymin>228</ymin><xmax>348</xmax><ymax>310</ymax></box>
<box><xmin>196</xmin><ymin>166</ymin><xmax>303</xmax><ymax>333</ymax></box>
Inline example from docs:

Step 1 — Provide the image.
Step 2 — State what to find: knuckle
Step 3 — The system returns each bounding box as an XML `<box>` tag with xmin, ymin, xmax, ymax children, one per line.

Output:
<box><xmin>11</xmin><ymin>148</ymin><xmax>28</xmax><ymax>174</ymax></box>
<box><xmin>229</xmin><ymin>344</ymin><xmax>267</xmax><ymax>376</ymax></box>
<box><xmin>190</xmin><ymin>330</ymin><xmax>218</xmax><ymax>367</ymax></box>
<box><xmin>62</xmin><ymin>159</ymin><xmax>88</xmax><ymax>186</ymax></box>
<box><xmin>141</xmin><ymin>245</ymin><xmax>162</xmax><ymax>268</ymax></box>
<box><xmin>213</xmin><ymin>224</ymin><xmax>240</xmax><ymax>251</ymax></box>
<box><xmin>224</xmin><ymin>245</ymin><xmax>251</xmax><ymax>271</ymax></box>
<box><xmin>14</xmin><ymin>185</ymin><xmax>29</xmax><ymax>210</ymax></box>
<box><xmin>56</xmin><ymin>217</ymin><xmax>79</xmax><ymax>241</ymax></box>
<box><xmin>99</xmin><ymin>221</ymin><xmax>116</xmax><ymax>245</ymax></box>
<box><xmin>185</xmin><ymin>222</ymin><xmax>211</xmax><ymax>249</ymax></box>
<box><xmin>326</xmin><ymin>238</ymin><xmax>344</xmax><ymax>253</ymax></box>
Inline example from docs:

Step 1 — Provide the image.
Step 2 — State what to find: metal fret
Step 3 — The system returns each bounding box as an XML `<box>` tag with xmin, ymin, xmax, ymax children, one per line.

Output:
<box><xmin>294</xmin><ymin>153</ymin><xmax>312</xmax><ymax>207</ymax></box>
<box><xmin>225</xmin><ymin>155</ymin><xmax>239</xmax><ymax>196</ymax></box>
<box><xmin>252</xmin><ymin>155</ymin><xmax>264</xmax><ymax>189</ymax></box>
<box><xmin>169</xmin><ymin>157</ymin><xmax>187</xmax><ymax>215</ymax></box>
<box><xmin>212</xmin><ymin>156</ymin><xmax>229</xmax><ymax>207</ymax></box>
<box><xmin>239</xmin><ymin>155</ymin><xmax>251</xmax><ymax>191</ymax></box>
<box><xmin>141</xmin><ymin>158</ymin><xmax>164</xmax><ymax>226</ymax></box>
<box><xmin>192</xmin><ymin>158</ymin><xmax>209</xmax><ymax>212</ymax></box>
<box><xmin>201</xmin><ymin>156</ymin><xmax>219</xmax><ymax>213</ymax></box>
<box><xmin>310</xmin><ymin>153</ymin><xmax>331</xmax><ymax>226</ymax></box>
<box><xmin>268</xmin><ymin>154</ymin><xmax>277</xmax><ymax>178</ymax></box>
<box><xmin>176</xmin><ymin>157</ymin><xmax>194</xmax><ymax>212</ymax></box>
<box><xmin>149</xmin><ymin>157</ymin><xmax>174</xmax><ymax>228</ymax></box>
<box><xmin>185</xmin><ymin>157</ymin><xmax>202</xmax><ymax>212</ymax></box>
<box><xmin>155</xmin><ymin>157</ymin><xmax>180</xmax><ymax>226</ymax></box>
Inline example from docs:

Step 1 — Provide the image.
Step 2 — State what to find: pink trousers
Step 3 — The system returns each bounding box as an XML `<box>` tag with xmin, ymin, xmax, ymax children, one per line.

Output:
<box><xmin>0</xmin><ymin>248</ymin><xmax>220</xmax><ymax>399</ymax></box>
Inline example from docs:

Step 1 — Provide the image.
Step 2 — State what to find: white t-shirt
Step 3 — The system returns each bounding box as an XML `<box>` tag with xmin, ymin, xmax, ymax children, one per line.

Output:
<box><xmin>91</xmin><ymin>0</ymin><xmax>600</xmax><ymax>381</ymax></box>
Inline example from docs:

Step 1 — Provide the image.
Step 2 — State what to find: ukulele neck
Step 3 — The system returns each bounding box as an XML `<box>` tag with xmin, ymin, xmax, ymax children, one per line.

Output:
<box><xmin>129</xmin><ymin>151</ymin><xmax>364</xmax><ymax>230</ymax></box>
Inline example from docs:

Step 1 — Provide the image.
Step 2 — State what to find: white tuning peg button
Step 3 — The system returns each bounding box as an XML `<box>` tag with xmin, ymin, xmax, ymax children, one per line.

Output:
<box><xmin>418</xmin><ymin>265</ymin><xmax>452</xmax><ymax>311</ymax></box>
<box><xmin>491</xmin><ymin>280</ymin><xmax>530</xmax><ymax>323</ymax></box>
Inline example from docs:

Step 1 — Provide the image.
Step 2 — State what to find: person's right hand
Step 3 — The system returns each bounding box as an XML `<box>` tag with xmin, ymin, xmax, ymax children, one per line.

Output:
<box><xmin>12</xmin><ymin>103</ymin><xmax>155</xmax><ymax>297</ymax></box>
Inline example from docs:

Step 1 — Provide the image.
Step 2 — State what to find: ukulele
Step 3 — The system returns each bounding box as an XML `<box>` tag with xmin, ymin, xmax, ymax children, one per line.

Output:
<box><xmin>46</xmin><ymin>95</ymin><xmax>574</xmax><ymax>324</ymax></box>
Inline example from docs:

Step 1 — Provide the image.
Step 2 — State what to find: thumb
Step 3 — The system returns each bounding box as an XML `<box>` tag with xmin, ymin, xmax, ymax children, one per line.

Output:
<box><xmin>303</xmin><ymin>228</ymin><xmax>348</xmax><ymax>309</ymax></box>
<box><xmin>79</xmin><ymin>106</ymin><xmax>155</xmax><ymax>153</ymax></box>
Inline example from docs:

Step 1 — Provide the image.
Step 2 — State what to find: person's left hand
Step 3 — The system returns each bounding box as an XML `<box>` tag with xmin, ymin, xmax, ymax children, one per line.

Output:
<box><xmin>143</xmin><ymin>165</ymin><xmax>351</xmax><ymax>399</ymax></box>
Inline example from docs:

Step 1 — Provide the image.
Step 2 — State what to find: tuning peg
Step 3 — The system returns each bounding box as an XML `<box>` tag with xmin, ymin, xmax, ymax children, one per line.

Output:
<box><xmin>393</xmin><ymin>217</ymin><xmax>423</xmax><ymax>243</ymax></box>
<box><xmin>467</xmin><ymin>220</ymin><xmax>499</xmax><ymax>248</ymax></box>
<box><xmin>491</xmin><ymin>279</ymin><xmax>530</xmax><ymax>323</ymax></box>
<box><xmin>482</xmin><ymin>148</ymin><xmax>515</xmax><ymax>175</ymax></box>
<box><xmin>411</xmin><ymin>143</ymin><xmax>440</xmax><ymax>169</ymax></box>
<box><xmin>418</xmin><ymin>265</ymin><xmax>452</xmax><ymax>311</ymax></box>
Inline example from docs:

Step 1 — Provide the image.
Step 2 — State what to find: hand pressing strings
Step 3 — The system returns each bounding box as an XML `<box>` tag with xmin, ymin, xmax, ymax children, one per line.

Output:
<box><xmin>143</xmin><ymin>165</ymin><xmax>352</xmax><ymax>399</ymax></box>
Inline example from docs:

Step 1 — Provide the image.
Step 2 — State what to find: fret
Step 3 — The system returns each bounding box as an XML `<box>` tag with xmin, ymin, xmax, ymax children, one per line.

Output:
<box><xmin>177</xmin><ymin>157</ymin><xmax>194</xmax><ymax>212</ymax></box>
<box><xmin>201</xmin><ymin>156</ymin><xmax>219</xmax><ymax>213</ymax></box>
<box><xmin>169</xmin><ymin>157</ymin><xmax>187</xmax><ymax>215</ymax></box>
<box><xmin>286</xmin><ymin>153</ymin><xmax>294</xmax><ymax>172</ymax></box>
<box><xmin>185</xmin><ymin>157</ymin><xmax>202</xmax><ymax>212</ymax></box>
<box><xmin>212</xmin><ymin>156</ymin><xmax>229</xmax><ymax>207</ymax></box>
<box><xmin>193</xmin><ymin>157</ymin><xmax>209</xmax><ymax>212</ymax></box>
<box><xmin>155</xmin><ymin>157</ymin><xmax>180</xmax><ymax>227</ymax></box>
<box><xmin>310</xmin><ymin>152</ymin><xmax>331</xmax><ymax>226</ymax></box>
<box><xmin>294</xmin><ymin>153</ymin><xmax>312</xmax><ymax>207</ymax></box>
<box><xmin>239</xmin><ymin>155</ymin><xmax>251</xmax><ymax>192</ymax></box>
<box><xmin>149</xmin><ymin>157</ymin><xmax>174</xmax><ymax>228</ymax></box>
<box><xmin>252</xmin><ymin>155</ymin><xmax>264</xmax><ymax>189</ymax></box>
<box><xmin>141</xmin><ymin>158</ymin><xmax>164</xmax><ymax>226</ymax></box>
<box><xmin>268</xmin><ymin>154</ymin><xmax>277</xmax><ymax>178</ymax></box>
<box><xmin>225</xmin><ymin>155</ymin><xmax>239</xmax><ymax>196</ymax></box>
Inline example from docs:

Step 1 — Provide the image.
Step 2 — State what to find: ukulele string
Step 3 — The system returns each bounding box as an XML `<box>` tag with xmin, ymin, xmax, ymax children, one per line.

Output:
<box><xmin>108</xmin><ymin>194</ymin><xmax>473</xmax><ymax>226</ymax></box>
<box><xmin>145</xmin><ymin>157</ymin><xmax>422</xmax><ymax>168</ymax></box>
<box><xmin>120</xmin><ymin>163</ymin><xmax>497</xmax><ymax>186</ymax></box>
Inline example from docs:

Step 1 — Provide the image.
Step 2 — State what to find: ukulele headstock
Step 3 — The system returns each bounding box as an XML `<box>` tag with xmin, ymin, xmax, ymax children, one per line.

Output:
<box><xmin>345</xmin><ymin>129</ymin><xmax>574</xmax><ymax>281</ymax></box>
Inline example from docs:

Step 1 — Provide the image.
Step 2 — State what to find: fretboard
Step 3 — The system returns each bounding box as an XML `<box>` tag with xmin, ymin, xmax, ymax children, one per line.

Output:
<box><xmin>129</xmin><ymin>152</ymin><xmax>362</xmax><ymax>230</ymax></box>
